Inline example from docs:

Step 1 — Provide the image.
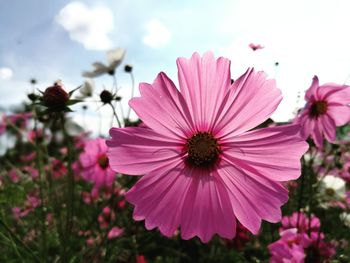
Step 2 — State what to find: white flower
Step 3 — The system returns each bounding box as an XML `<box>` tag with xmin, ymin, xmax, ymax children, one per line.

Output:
<box><xmin>76</xmin><ymin>79</ymin><xmax>94</xmax><ymax>99</ymax></box>
<box><xmin>340</xmin><ymin>212</ymin><xmax>350</xmax><ymax>228</ymax></box>
<box><xmin>319</xmin><ymin>175</ymin><xmax>346</xmax><ymax>201</ymax></box>
<box><xmin>82</xmin><ymin>48</ymin><xmax>125</xmax><ymax>78</ymax></box>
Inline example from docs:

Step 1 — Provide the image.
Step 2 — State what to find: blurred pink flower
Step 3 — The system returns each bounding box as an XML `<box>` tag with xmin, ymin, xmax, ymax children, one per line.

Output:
<box><xmin>107</xmin><ymin>52</ymin><xmax>308</xmax><ymax>242</ymax></box>
<box><xmin>136</xmin><ymin>255</ymin><xmax>147</xmax><ymax>263</ymax></box>
<box><xmin>273</xmin><ymin>213</ymin><xmax>336</xmax><ymax>262</ymax></box>
<box><xmin>5</xmin><ymin>112</ymin><xmax>32</xmax><ymax>129</ymax></box>
<box><xmin>8</xmin><ymin>169</ymin><xmax>20</xmax><ymax>183</ymax></box>
<box><xmin>0</xmin><ymin>119</ymin><xmax>5</xmax><ymax>135</ymax></box>
<box><xmin>20</xmin><ymin>152</ymin><xmax>36</xmax><ymax>162</ymax></box>
<box><xmin>281</xmin><ymin>212</ymin><xmax>320</xmax><ymax>234</ymax></box>
<box><xmin>269</xmin><ymin>228</ymin><xmax>310</xmax><ymax>263</ymax></box>
<box><xmin>249</xmin><ymin>43</ymin><xmax>264</xmax><ymax>51</ymax></box>
<box><xmin>297</xmin><ymin>76</ymin><xmax>350</xmax><ymax>148</ymax></box>
<box><xmin>340</xmin><ymin>161</ymin><xmax>350</xmax><ymax>183</ymax></box>
<box><xmin>80</xmin><ymin>138</ymin><xmax>115</xmax><ymax>197</ymax></box>
<box><xmin>107</xmin><ymin>226</ymin><xmax>124</xmax><ymax>239</ymax></box>
<box><xmin>12</xmin><ymin>195</ymin><xmax>41</xmax><ymax>218</ymax></box>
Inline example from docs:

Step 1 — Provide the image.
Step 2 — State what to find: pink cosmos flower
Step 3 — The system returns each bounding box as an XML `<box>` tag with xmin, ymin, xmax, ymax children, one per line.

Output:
<box><xmin>12</xmin><ymin>195</ymin><xmax>41</xmax><ymax>219</ymax></box>
<box><xmin>269</xmin><ymin>228</ymin><xmax>311</xmax><ymax>263</ymax></box>
<box><xmin>80</xmin><ymin>138</ymin><xmax>116</xmax><ymax>197</ymax></box>
<box><xmin>281</xmin><ymin>212</ymin><xmax>320</xmax><ymax>234</ymax></box>
<box><xmin>297</xmin><ymin>76</ymin><xmax>350</xmax><ymax>148</ymax></box>
<box><xmin>107</xmin><ymin>226</ymin><xmax>124</xmax><ymax>239</ymax></box>
<box><xmin>107</xmin><ymin>52</ymin><xmax>308</xmax><ymax>242</ymax></box>
<box><xmin>249</xmin><ymin>43</ymin><xmax>264</xmax><ymax>51</ymax></box>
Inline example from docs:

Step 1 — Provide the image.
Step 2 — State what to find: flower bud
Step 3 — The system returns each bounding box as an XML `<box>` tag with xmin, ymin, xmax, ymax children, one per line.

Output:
<box><xmin>43</xmin><ymin>84</ymin><xmax>69</xmax><ymax>111</ymax></box>
<box><xmin>124</xmin><ymin>64</ymin><xmax>133</xmax><ymax>73</ymax></box>
<box><xmin>100</xmin><ymin>90</ymin><xmax>113</xmax><ymax>104</ymax></box>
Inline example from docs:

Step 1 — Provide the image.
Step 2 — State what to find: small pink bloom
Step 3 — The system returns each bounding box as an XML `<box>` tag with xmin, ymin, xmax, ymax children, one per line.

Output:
<box><xmin>5</xmin><ymin>112</ymin><xmax>32</xmax><ymax>130</ymax></box>
<box><xmin>107</xmin><ymin>52</ymin><xmax>308</xmax><ymax>242</ymax></box>
<box><xmin>20</xmin><ymin>152</ymin><xmax>36</xmax><ymax>162</ymax></box>
<box><xmin>281</xmin><ymin>212</ymin><xmax>320</xmax><ymax>234</ymax></box>
<box><xmin>51</xmin><ymin>159</ymin><xmax>67</xmax><ymax>179</ymax></box>
<box><xmin>136</xmin><ymin>255</ymin><xmax>147</xmax><ymax>263</ymax></box>
<box><xmin>249</xmin><ymin>43</ymin><xmax>264</xmax><ymax>51</ymax></box>
<box><xmin>107</xmin><ymin>227</ymin><xmax>124</xmax><ymax>239</ymax></box>
<box><xmin>8</xmin><ymin>169</ymin><xmax>20</xmax><ymax>183</ymax></box>
<box><xmin>269</xmin><ymin>228</ymin><xmax>310</xmax><ymax>263</ymax></box>
<box><xmin>340</xmin><ymin>161</ymin><xmax>350</xmax><ymax>183</ymax></box>
<box><xmin>296</xmin><ymin>76</ymin><xmax>350</xmax><ymax>148</ymax></box>
<box><xmin>22</xmin><ymin>166</ymin><xmax>39</xmax><ymax>179</ymax></box>
<box><xmin>12</xmin><ymin>195</ymin><xmax>41</xmax><ymax>218</ymax></box>
<box><xmin>80</xmin><ymin>138</ymin><xmax>115</xmax><ymax>196</ymax></box>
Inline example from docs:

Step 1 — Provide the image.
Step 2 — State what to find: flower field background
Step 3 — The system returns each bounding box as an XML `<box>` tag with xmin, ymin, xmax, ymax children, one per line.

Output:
<box><xmin>0</xmin><ymin>49</ymin><xmax>350</xmax><ymax>263</ymax></box>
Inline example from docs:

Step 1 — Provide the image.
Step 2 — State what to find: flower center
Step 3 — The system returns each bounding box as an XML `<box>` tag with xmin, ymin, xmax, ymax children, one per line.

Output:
<box><xmin>310</xmin><ymin>100</ymin><xmax>328</xmax><ymax>118</ymax></box>
<box><xmin>325</xmin><ymin>187</ymin><xmax>335</xmax><ymax>196</ymax></box>
<box><xmin>186</xmin><ymin>132</ymin><xmax>220</xmax><ymax>168</ymax></box>
<box><xmin>98</xmin><ymin>155</ymin><xmax>109</xmax><ymax>169</ymax></box>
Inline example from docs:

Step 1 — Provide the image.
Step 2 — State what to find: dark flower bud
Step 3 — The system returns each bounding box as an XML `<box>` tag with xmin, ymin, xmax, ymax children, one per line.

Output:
<box><xmin>43</xmin><ymin>84</ymin><xmax>69</xmax><ymax>111</ymax></box>
<box><xmin>28</xmin><ymin>93</ymin><xmax>39</xmax><ymax>102</ymax></box>
<box><xmin>124</xmin><ymin>64</ymin><xmax>133</xmax><ymax>73</ymax></box>
<box><xmin>100</xmin><ymin>90</ymin><xmax>113</xmax><ymax>104</ymax></box>
<box><xmin>115</xmin><ymin>96</ymin><xmax>122</xmax><ymax>101</ymax></box>
<box><xmin>107</xmin><ymin>69</ymin><xmax>115</xmax><ymax>76</ymax></box>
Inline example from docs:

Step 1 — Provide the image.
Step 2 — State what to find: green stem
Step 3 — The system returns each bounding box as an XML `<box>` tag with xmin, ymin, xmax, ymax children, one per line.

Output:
<box><xmin>109</xmin><ymin>103</ymin><xmax>122</xmax><ymax>128</ymax></box>
<box><xmin>0</xmin><ymin>218</ymin><xmax>40</xmax><ymax>262</ymax></box>
<box><xmin>61</xmin><ymin>114</ymin><xmax>76</xmax><ymax>261</ymax></box>
<box><xmin>126</xmin><ymin>72</ymin><xmax>135</xmax><ymax>121</ymax></box>
<box><xmin>33</xmin><ymin>116</ymin><xmax>47</xmax><ymax>261</ymax></box>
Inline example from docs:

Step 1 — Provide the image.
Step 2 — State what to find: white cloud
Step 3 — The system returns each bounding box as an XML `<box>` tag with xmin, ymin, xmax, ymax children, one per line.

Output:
<box><xmin>56</xmin><ymin>1</ymin><xmax>114</xmax><ymax>50</ymax></box>
<box><xmin>0</xmin><ymin>67</ymin><xmax>13</xmax><ymax>80</ymax></box>
<box><xmin>143</xmin><ymin>19</ymin><xmax>171</xmax><ymax>48</ymax></box>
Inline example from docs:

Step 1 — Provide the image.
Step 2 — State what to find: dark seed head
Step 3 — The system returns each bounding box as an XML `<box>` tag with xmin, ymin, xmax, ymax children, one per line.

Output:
<box><xmin>310</xmin><ymin>100</ymin><xmax>328</xmax><ymax>118</ymax></box>
<box><xmin>100</xmin><ymin>90</ymin><xmax>113</xmax><ymax>104</ymax></box>
<box><xmin>186</xmin><ymin>132</ymin><xmax>220</xmax><ymax>168</ymax></box>
<box><xmin>98</xmin><ymin>155</ymin><xmax>109</xmax><ymax>169</ymax></box>
<box><xmin>124</xmin><ymin>64</ymin><xmax>133</xmax><ymax>73</ymax></box>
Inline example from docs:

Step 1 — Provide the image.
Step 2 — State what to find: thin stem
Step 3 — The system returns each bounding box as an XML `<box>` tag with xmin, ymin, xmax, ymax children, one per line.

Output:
<box><xmin>126</xmin><ymin>72</ymin><xmax>135</xmax><ymax>121</ymax></box>
<box><xmin>61</xmin><ymin>114</ymin><xmax>76</xmax><ymax>261</ymax></box>
<box><xmin>0</xmin><ymin>218</ymin><xmax>40</xmax><ymax>262</ymax></box>
<box><xmin>33</xmin><ymin>116</ymin><xmax>47</xmax><ymax>261</ymax></box>
<box><xmin>109</xmin><ymin>103</ymin><xmax>122</xmax><ymax>128</ymax></box>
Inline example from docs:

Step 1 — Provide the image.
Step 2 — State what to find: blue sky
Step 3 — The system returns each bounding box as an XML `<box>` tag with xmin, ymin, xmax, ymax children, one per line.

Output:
<box><xmin>1</xmin><ymin>0</ymin><xmax>350</xmax><ymax>134</ymax></box>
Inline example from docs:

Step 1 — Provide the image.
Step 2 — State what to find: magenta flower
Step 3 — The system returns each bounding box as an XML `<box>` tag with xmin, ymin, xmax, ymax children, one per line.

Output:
<box><xmin>80</xmin><ymin>138</ymin><xmax>115</xmax><ymax>197</ymax></box>
<box><xmin>269</xmin><ymin>228</ymin><xmax>311</xmax><ymax>263</ymax></box>
<box><xmin>297</xmin><ymin>76</ymin><xmax>350</xmax><ymax>148</ymax></box>
<box><xmin>107</xmin><ymin>227</ymin><xmax>124</xmax><ymax>240</ymax></box>
<box><xmin>107</xmin><ymin>52</ymin><xmax>308</xmax><ymax>242</ymax></box>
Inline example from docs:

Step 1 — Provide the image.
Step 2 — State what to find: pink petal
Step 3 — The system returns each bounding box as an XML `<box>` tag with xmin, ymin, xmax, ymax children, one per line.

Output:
<box><xmin>176</xmin><ymin>52</ymin><xmax>231</xmax><ymax>131</ymax></box>
<box><xmin>327</xmin><ymin>104</ymin><xmax>350</xmax><ymax>126</ymax></box>
<box><xmin>126</xmin><ymin>161</ymin><xmax>237</xmax><ymax>242</ymax></box>
<box><xmin>317</xmin><ymin>83</ymin><xmax>350</xmax><ymax>103</ymax></box>
<box><xmin>311</xmin><ymin>119</ymin><xmax>324</xmax><ymax>148</ymax></box>
<box><xmin>217</xmin><ymin>160</ymin><xmax>289</xmax><ymax>234</ymax></box>
<box><xmin>320</xmin><ymin>114</ymin><xmax>336</xmax><ymax>142</ymax></box>
<box><xmin>129</xmin><ymin>72</ymin><xmax>194</xmax><ymax>139</ymax></box>
<box><xmin>126</xmin><ymin>160</ymin><xmax>191</xmax><ymax>237</ymax></box>
<box><xmin>107</xmin><ymin>127</ymin><xmax>183</xmax><ymax>175</ymax></box>
<box><xmin>221</xmin><ymin>125</ymin><xmax>308</xmax><ymax>181</ymax></box>
<box><xmin>212</xmin><ymin>68</ymin><xmax>282</xmax><ymax>139</ymax></box>
<box><xmin>305</xmin><ymin>75</ymin><xmax>319</xmax><ymax>101</ymax></box>
<box><xmin>180</xmin><ymin>169</ymin><xmax>236</xmax><ymax>242</ymax></box>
